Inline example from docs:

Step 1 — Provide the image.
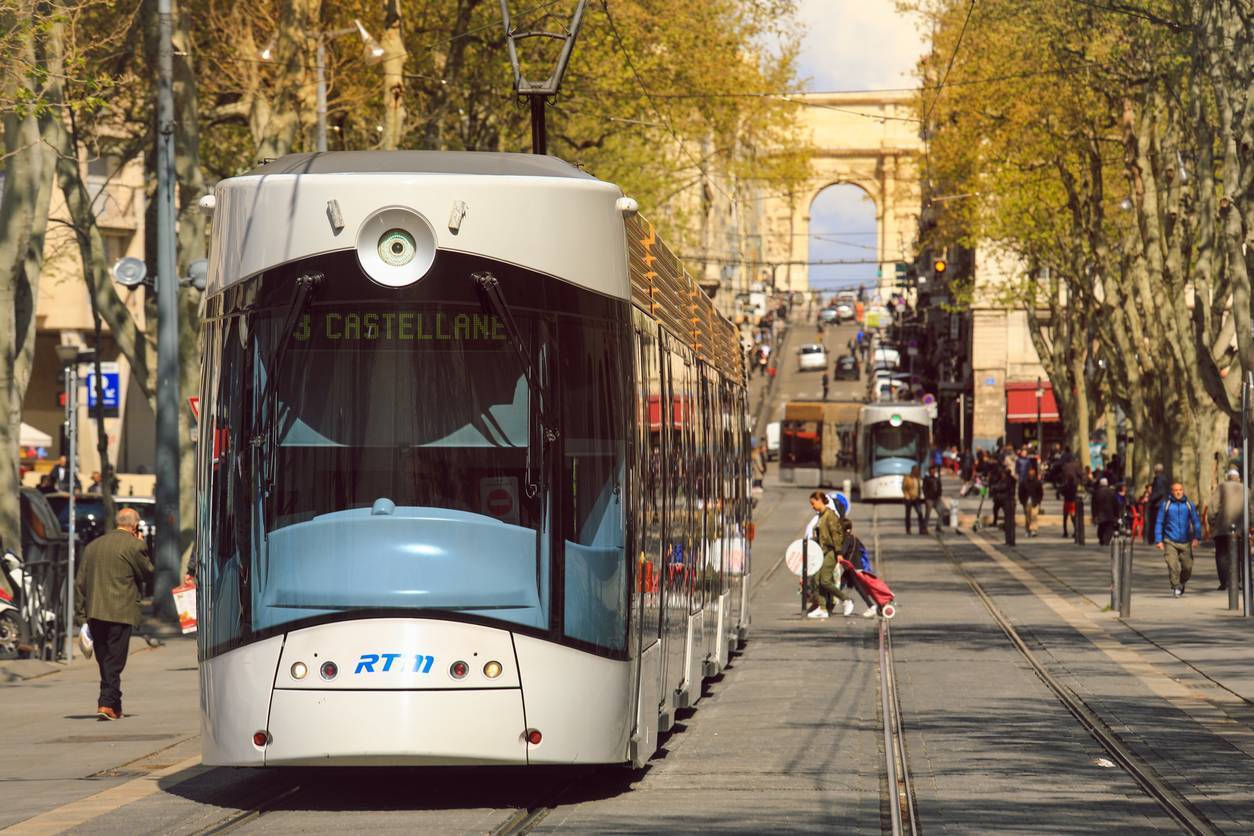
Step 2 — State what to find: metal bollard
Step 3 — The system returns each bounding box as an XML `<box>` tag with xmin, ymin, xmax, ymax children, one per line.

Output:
<box><xmin>801</xmin><ymin>538</ymin><xmax>810</xmax><ymax>615</ymax></box>
<box><xmin>1075</xmin><ymin>494</ymin><xmax>1086</xmax><ymax>545</ymax></box>
<box><xmin>1004</xmin><ymin>495</ymin><xmax>1016</xmax><ymax>546</ymax></box>
<box><xmin>1119</xmin><ymin>534</ymin><xmax>1133</xmax><ymax>618</ymax></box>
<box><xmin>1229</xmin><ymin>525</ymin><xmax>1240</xmax><ymax>612</ymax></box>
<box><xmin>1110</xmin><ymin>536</ymin><xmax>1120</xmax><ymax>610</ymax></box>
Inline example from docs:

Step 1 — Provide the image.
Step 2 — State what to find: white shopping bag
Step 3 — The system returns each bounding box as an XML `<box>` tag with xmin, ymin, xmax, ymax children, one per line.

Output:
<box><xmin>79</xmin><ymin>623</ymin><xmax>94</xmax><ymax>659</ymax></box>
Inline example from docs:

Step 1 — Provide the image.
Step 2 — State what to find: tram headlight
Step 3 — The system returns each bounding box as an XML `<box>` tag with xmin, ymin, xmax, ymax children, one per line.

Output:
<box><xmin>483</xmin><ymin>660</ymin><xmax>503</xmax><ymax>679</ymax></box>
<box><xmin>290</xmin><ymin>661</ymin><xmax>308</xmax><ymax>680</ymax></box>
<box><xmin>377</xmin><ymin>228</ymin><xmax>417</xmax><ymax>267</ymax></box>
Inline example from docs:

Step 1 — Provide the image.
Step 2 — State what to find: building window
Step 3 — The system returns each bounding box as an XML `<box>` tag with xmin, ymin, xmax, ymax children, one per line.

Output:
<box><xmin>102</xmin><ymin>231</ymin><xmax>132</xmax><ymax>266</ymax></box>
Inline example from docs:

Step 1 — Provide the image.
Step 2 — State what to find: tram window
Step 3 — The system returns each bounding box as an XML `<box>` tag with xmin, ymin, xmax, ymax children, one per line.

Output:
<box><xmin>781</xmin><ymin>419</ymin><xmax>821</xmax><ymax>468</ymax></box>
<box><xmin>559</xmin><ymin>314</ymin><xmax>629</xmax><ymax>652</ymax></box>
<box><xmin>865</xmin><ymin>422</ymin><xmax>929</xmax><ymax>478</ymax></box>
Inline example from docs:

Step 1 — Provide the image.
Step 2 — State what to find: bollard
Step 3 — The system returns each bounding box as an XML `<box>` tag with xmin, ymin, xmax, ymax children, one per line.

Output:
<box><xmin>842</xmin><ymin>478</ymin><xmax>852</xmax><ymax>498</ymax></box>
<box><xmin>1229</xmin><ymin>525</ymin><xmax>1240</xmax><ymax>611</ymax></box>
<box><xmin>1117</xmin><ymin>533</ymin><xmax>1133</xmax><ymax>618</ymax></box>
<box><xmin>1004</xmin><ymin>494</ymin><xmax>1016</xmax><ymax>546</ymax></box>
<box><xmin>1075</xmin><ymin>493</ymin><xmax>1087</xmax><ymax>545</ymax></box>
<box><xmin>1110</xmin><ymin>537</ymin><xmax>1120</xmax><ymax>610</ymax></box>
<box><xmin>801</xmin><ymin>538</ymin><xmax>810</xmax><ymax>615</ymax></box>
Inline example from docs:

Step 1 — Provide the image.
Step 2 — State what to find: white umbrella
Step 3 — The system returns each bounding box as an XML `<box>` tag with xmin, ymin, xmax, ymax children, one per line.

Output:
<box><xmin>19</xmin><ymin>422</ymin><xmax>53</xmax><ymax>448</ymax></box>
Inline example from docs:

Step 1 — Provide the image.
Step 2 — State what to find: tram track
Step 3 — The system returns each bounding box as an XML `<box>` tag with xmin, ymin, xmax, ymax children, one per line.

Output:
<box><xmin>937</xmin><ymin>534</ymin><xmax>1223</xmax><ymax>836</ymax></box>
<box><xmin>871</xmin><ymin>506</ymin><xmax>921</xmax><ymax>836</ymax></box>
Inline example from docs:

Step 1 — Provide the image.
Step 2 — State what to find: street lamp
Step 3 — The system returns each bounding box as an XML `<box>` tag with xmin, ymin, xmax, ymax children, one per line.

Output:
<box><xmin>55</xmin><ymin>344</ymin><xmax>95</xmax><ymax>661</ymax></box>
<box><xmin>259</xmin><ymin>20</ymin><xmax>382</xmax><ymax>153</ymax></box>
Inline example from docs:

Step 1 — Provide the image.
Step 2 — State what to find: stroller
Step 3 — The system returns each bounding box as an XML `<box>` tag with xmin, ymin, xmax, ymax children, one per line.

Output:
<box><xmin>837</xmin><ymin>556</ymin><xmax>898</xmax><ymax>619</ymax></box>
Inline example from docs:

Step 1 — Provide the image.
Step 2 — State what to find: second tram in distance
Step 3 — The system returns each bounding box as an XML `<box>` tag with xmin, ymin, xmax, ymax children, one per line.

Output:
<box><xmin>856</xmin><ymin>403</ymin><xmax>933</xmax><ymax>501</ymax></box>
<box><xmin>194</xmin><ymin>151</ymin><xmax>752</xmax><ymax>768</ymax></box>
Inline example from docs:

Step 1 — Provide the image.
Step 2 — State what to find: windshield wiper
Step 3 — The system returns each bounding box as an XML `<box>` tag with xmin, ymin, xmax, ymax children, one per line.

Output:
<box><xmin>471</xmin><ymin>271</ymin><xmax>555</xmax><ymax>504</ymax></box>
<box><xmin>471</xmin><ymin>271</ymin><xmax>554</xmax><ymax>441</ymax></box>
<box><xmin>252</xmin><ymin>271</ymin><xmax>324</xmax><ymax>479</ymax></box>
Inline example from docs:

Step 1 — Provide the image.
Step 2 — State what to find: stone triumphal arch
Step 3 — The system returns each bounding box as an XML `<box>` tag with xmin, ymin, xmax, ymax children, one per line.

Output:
<box><xmin>762</xmin><ymin>91</ymin><xmax>924</xmax><ymax>293</ymax></box>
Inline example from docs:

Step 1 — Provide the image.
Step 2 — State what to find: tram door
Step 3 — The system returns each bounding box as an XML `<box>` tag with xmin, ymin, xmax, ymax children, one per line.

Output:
<box><xmin>659</xmin><ymin>335</ymin><xmax>690</xmax><ymax>708</ymax></box>
<box><xmin>632</xmin><ymin>317</ymin><xmax>664</xmax><ymax>716</ymax></box>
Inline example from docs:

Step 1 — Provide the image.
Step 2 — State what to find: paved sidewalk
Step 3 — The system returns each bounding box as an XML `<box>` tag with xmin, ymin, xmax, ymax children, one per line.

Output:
<box><xmin>0</xmin><ymin>636</ymin><xmax>200</xmax><ymax>830</ymax></box>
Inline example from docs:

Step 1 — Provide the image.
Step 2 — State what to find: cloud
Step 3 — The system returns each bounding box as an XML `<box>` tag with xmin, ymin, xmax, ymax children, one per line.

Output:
<box><xmin>794</xmin><ymin>0</ymin><xmax>928</xmax><ymax>92</ymax></box>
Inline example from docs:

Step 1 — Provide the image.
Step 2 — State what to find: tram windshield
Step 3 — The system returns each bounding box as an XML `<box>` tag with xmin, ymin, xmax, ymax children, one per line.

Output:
<box><xmin>864</xmin><ymin>420</ymin><xmax>928</xmax><ymax>479</ymax></box>
<box><xmin>197</xmin><ymin>252</ymin><xmax>629</xmax><ymax>657</ymax></box>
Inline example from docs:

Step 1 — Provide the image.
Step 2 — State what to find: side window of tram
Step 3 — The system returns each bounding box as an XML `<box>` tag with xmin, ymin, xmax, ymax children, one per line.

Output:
<box><xmin>207</xmin><ymin>315</ymin><xmax>248</xmax><ymax>650</ymax></box>
<box><xmin>559</xmin><ymin>316</ymin><xmax>628</xmax><ymax>651</ymax></box>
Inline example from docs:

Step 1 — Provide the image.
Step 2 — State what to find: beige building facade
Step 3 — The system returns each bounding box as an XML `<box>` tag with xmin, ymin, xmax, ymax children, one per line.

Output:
<box><xmin>22</xmin><ymin>154</ymin><xmax>155</xmax><ymax>487</ymax></box>
<box><xmin>968</xmin><ymin>244</ymin><xmax>1055</xmax><ymax>451</ymax></box>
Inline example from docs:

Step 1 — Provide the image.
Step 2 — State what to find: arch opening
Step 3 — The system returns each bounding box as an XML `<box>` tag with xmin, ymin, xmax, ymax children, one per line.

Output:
<box><xmin>807</xmin><ymin>183</ymin><xmax>878</xmax><ymax>298</ymax></box>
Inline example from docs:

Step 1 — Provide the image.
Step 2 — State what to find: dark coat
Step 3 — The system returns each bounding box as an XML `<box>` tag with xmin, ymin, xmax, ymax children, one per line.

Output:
<box><xmin>1090</xmin><ymin>486</ymin><xmax>1119</xmax><ymax>524</ymax></box>
<box><xmin>75</xmin><ymin>529</ymin><xmax>153</xmax><ymax>626</ymax></box>
<box><xmin>1018</xmin><ymin>477</ymin><xmax>1044</xmax><ymax>506</ymax></box>
<box><xmin>922</xmin><ymin>474</ymin><xmax>942</xmax><ymax>501</ymax></box>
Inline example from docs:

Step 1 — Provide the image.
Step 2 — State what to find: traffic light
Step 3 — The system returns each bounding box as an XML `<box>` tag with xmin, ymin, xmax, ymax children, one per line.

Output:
<box><xmin>932</xmin><ymin>258</ymin><xmax>947</xmax><ymax>276</ymax></box>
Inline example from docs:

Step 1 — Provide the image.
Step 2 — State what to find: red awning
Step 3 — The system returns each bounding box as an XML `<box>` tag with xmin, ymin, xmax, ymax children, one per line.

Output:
<box><xmin>1006</xmin><ymin>382</ymin><xmax>1060</xmax><ymax>423</ymax></box>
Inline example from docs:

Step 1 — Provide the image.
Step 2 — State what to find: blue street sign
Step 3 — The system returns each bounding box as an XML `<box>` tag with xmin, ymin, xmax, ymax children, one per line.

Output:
<box><xmin>85</xmin><ymin>368</ymin><xmax>121</xmax><ymax>409</ymax></box>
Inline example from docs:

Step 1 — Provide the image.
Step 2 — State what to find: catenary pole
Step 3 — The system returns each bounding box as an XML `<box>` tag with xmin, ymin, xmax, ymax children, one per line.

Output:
<box><xmin>1244</xmin><ymin>374</ymin><xmax>1251</xmax><ymax>617</ymax></box>
<box><xmin>64</xmin><ymin>363</ymin><xmax>77</xmax><ymax>660</ymax></box>
<box><xmin>153</xmin><ymin>0</ymin><xmax>180</xmax><ymax>620</ymax></box>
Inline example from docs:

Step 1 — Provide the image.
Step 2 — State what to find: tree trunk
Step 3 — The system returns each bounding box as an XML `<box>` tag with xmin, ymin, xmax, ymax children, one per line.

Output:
<box><xmin>379</xmin><ymin>0</ymin><xmax>407</xmax><ymax>150</ymax></box>
<box><xmin>0</xmin><ymin>9</ymin><xmax>56</xmax><ymax>557</ymax></box>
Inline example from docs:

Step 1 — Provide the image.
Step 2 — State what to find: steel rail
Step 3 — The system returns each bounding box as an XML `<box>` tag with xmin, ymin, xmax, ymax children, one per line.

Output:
<box><xmin>873</xmin><ymin>506</ymin><xmax>920</xmax><ymax>836</ymax></box>
<box><xmin>940</xmin><ymin>537</ymin><xmax>1221</xmax><ymax>836</ymax></box>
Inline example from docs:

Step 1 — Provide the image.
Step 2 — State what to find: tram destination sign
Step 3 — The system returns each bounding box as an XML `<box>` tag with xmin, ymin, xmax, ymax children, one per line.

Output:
<box><xmin>292</xmin><ymin>310</ymin><xmax>508</xmax><ymax>345</ymax></box>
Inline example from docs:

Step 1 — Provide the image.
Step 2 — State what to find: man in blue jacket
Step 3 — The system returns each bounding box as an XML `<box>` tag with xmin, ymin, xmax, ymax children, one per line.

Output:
<box><xmin>1154</xmin><ymin>482</ymin><xmax>1202</xmax><ymax>597</ymax></box>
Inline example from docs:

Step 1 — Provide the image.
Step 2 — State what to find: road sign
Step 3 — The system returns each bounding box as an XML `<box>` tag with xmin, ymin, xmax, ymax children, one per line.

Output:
<box><xmin>907</xmin><ymin>346</ymin><xmax>919</xmax><ymax>357</ymax></box>
<box><xmin>480</xmin><ymin>476</ymin><xmax>519</xmax><ymax>525</ymax></box>
<box><xmin>85</xmin><ymin>363</ymin><xmax>120</xmax><ymax>416</ymax></box>
<box><xmin>188</xmin><ymin>396</ymin><xmax>201</xmax><ymax>425</ymax></box>
<box><xmin>895</xmin><ymin>262</ymin><xmax>909</xmax><ymax>276</ymax></box>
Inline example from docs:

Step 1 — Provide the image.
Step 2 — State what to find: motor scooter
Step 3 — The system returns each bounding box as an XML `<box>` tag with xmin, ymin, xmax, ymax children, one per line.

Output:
<box><xmin>0</xmin><ymin>548</ymin><xmax>57</xmax><ymax>659</ymax></box>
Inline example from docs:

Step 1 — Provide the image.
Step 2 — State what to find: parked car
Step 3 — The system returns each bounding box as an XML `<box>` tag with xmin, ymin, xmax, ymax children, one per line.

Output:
<box><xmin>817</xmin><ymin>307</ymin><xmax>839</xmax><ymax>324</ymax></box>
<box><xmin>45</xmin><ymin>494</ymin><xmax>157</xmax><ymax>553</ymax></box>
<box><xmin>834</xmin><ymin>355</ymin><xmax>860</xmax><ymax>380</ymax></box>
<box><xmin>834</xmin><ymin>302</ymin><xmax>854</xmax><ymax>321</ymax></box>
<box><xmin>797</xmin><ymin>343</ymin><xmax>828</xmax><ymax>371</ymax></box>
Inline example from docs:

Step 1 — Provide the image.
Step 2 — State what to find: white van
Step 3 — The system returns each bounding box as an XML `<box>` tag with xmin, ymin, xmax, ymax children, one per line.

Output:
<box><xmin>766</xmin><ymin>422</ymin><xmax>780</xmax><ymax>461</ymax></box>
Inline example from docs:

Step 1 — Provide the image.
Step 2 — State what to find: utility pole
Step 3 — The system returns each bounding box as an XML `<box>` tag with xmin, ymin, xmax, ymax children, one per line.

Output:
<box><xmin>499</xmin><ymin>0</ymin><xmax>587</xmax><ymax>155</ymax></box>
<box><xmin>153</xmin><ymin>0</ymin><xmax>180</xmax><ymax>620</ymax></box>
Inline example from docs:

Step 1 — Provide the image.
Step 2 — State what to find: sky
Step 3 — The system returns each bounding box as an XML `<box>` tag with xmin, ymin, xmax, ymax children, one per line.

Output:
<box><xmin>793</xmin><ymin>0</ymin><xmax>928</xmax><ymax>291</ymax></box>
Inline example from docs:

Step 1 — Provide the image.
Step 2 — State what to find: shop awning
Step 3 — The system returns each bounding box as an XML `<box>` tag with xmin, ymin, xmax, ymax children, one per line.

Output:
<box><xmin>20</xmin><ymin>422</ymin><xmax>52</xmax><ymax>447</ymax></box>
<box><xmin>1006</xmin><ymin>382</ymin><xmax>1060</xmax><ymax>423</ymax></box>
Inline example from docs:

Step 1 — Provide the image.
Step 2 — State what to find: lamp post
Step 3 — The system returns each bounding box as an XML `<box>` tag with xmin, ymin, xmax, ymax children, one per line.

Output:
<box><xmin>55</xmin><ymin>344</ymin><xmax>95</xmax><ymax>660</ymax></box>
<box><xmin>1035</xmin><ymin>376</ymin><xmax>1043</xmax><ymax>455</ymax></box>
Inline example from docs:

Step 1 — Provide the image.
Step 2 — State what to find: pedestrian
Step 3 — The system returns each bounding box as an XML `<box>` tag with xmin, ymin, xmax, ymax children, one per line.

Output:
<box><xmin>1205</xmin><ymin>469</ymin><xmax>1247</xmax><ymax>591</ymax></box>
<box><xmin>1091</xmin><ymin>477</ymin><xmax>1118</xmax><ymax>545</ymax></box>
<box><xmin>74</xmin><ymin>507</ymin><xmax>153</xmax><ymax>720</ymax></box>
<box><xmin>36</xmin><ymin>473</ymin><xmax>57</xmax><ymax>494</ymax></box>
<box><xmin>51</xmin><ymin>454</ymin><xmax>74</xmax><ymax>492</ymax></box>
<box><xmin>1153</xmin><ymin>482</ymin><xmax>1202</xmax><ymax>597</ymax></box>
<box><xmin>806</xmin><ymin>491</ymin><xmax>853</xmax><ymax>619</ymax></box>
<box><xmin>821</xmin><ymin>372</ymin><xmax>829</xmax><ymax>402</ymax></box>
<box><xmin>1060</xmin><ymin>466</ymin><xmax>1078</xmax><ymax>539</ymax></box>
<box><xmin>1146</xmin><ymin>463</ymin><xmax>1169</xmax><ymax>545</ymax></box>
<box><xmin>87</xmin><ymin>471</ymin><xmax>103</xmax><ymax>494</ymax></box>
<box><xmin>989</xmin><ymin>466</ymin><xmax>1014</xmax><ymax>530</ymax></box>
<box><xmin>837</xmin><ymin>519</ymin><xmax>879</xmax><ymax>617</ymax></box>
<box><xmin>1019</xmin><ymin>466</ymin><xmax>1044</xmax><ymax>537</ymax></box>
<box><xmin>902</xmin><ymin>466</ymin><xmax>925</xmax><ymax>534</ymax></box>
<box><xmin>922</xmin><ymin>465</ymin><xmax>944</xmax><ymax>533</ymax></box>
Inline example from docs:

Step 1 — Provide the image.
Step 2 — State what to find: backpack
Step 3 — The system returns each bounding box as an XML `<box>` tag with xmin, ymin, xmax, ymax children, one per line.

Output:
<box><xmin>847</xmin><ymin>537</ymin><xmax>872</xmax><ymax>572</ymax></box>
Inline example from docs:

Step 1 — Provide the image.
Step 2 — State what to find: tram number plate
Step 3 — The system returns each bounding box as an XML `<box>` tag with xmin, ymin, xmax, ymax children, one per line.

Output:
<box><xmin>354</xmin><ymin>653</ymin><xmax>435</xmax><ymax>674</ymax></box>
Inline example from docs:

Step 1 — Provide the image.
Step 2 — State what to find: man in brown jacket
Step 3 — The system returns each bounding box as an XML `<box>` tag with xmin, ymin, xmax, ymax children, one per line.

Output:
<box><xmin>75</xmin><ymin>507</ymin><xmax>153</xmax><ymax>720</ymax></box>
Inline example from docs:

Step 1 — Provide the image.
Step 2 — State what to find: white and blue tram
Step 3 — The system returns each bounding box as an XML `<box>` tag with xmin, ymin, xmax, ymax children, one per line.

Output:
<box><xmin>855</xmin><ymin>403</ymin><xmax>932</xmax><ymax>501</ymax></box>
<box><xmin>194</xmin><ymin>152</ymin><xmax>752</xmax><ymax>767</ymax></box>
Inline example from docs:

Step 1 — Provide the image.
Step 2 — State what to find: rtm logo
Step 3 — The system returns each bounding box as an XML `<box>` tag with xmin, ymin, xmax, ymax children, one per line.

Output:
<box><xmin>354</xmin><ymin>653</ymin><xmax>435</xmax><ymax>674</ymax></box>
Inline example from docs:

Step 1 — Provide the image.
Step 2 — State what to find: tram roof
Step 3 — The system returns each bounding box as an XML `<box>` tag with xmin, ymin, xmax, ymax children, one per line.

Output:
<box><xmin>244</xmin><ymin>151</ymin><xmax>597</xmax><ymax>181</ymax></box>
